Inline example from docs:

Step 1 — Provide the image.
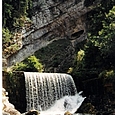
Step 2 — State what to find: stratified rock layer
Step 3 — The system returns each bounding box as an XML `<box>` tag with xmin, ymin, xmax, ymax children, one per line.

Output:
<box><xmin>4</xmin><ymin>0</ymin><xmax>100</xmax><ymax>67</ymax></box>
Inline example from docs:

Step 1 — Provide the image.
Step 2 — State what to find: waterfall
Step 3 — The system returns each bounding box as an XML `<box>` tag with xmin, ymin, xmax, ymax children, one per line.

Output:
<box><xmin>24</xmin><ymin>72</ymin><xmax>85</xmax><ymax>114</ymax></box>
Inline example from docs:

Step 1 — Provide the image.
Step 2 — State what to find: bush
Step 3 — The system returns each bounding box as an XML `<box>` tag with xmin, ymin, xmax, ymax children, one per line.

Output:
<box><xmin>12</xmin><ymin>55</ymin><xmax>44</xmax><ymax>72</ymax></box>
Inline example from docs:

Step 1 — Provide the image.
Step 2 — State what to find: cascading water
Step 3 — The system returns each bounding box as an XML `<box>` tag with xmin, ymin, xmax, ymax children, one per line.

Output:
<box><xmin>24</xmin><ymin>72</ymin><xmax>86</xmax><ymax>115</ymax></box>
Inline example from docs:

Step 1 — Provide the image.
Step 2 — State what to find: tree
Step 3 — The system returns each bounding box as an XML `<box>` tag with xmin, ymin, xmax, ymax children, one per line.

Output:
<box><xmin>2</xmin><ymin>0</ymin><xmax>33</xmax><ymax>29</ymax></box>
<box><xmin>82</xmin><ymin>0</ymin><xmax>115</xmax><ymax>70</ymax></box>
<box><xmin>71</xmin><ymin>2</ymin><xmax>115</xmax><ymax>77</ymax></box>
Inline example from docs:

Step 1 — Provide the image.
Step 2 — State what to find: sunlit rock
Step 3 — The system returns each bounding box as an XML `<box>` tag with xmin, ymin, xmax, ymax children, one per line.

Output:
<box><xmin>2</xmin><ymin>88</ymin><xmax>21</xmax><ymax>115</ymax></box>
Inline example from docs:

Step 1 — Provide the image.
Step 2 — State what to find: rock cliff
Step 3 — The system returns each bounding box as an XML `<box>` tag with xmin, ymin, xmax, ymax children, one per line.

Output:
<box><xmin>3</xmin><ymin>0</ymin><xmax>101</xmax><ymax>67</ymax></box>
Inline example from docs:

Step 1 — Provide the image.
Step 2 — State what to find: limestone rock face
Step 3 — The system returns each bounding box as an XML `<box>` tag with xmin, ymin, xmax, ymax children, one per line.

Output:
<box><xmin>2</xmin><ymin>88</ymin><xmax>21</xmax><ymax>115</ymax></box>
<box><xmin>5</xmin><ymin>0</ymin><xmax>101</xmax><ymax>67</ymax></box>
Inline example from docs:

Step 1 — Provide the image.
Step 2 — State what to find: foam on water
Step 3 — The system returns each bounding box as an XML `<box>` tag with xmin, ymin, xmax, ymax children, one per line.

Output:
<box><xmin>40</xmin><ymin>92</ymin><xmax>86</xmax><ymax>115</ymax></box>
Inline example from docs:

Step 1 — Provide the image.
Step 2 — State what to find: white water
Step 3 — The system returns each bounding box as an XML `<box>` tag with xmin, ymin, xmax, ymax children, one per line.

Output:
<box><xmin>24</xmin><ymin>72</ymin><xmax>86</xmax><ymax>114</ymax></box>
<box><xmin>40</xmin><ymin>92</ymin><xmax>86</xmax><ymax>115</ymax></box>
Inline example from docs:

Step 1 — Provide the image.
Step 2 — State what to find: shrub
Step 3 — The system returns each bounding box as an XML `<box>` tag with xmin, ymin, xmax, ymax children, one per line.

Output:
<box><xmin>12</xmin><ymin>55</ymin><xmax>44</xmax><ymax>72</ymax></box>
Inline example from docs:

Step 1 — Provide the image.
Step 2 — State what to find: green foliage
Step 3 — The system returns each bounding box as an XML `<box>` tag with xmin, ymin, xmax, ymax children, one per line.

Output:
<box><xmin>99</xmin><ymin>70</ymin><xmax>115</xmax><ymax>83</ymax></box>
<box><xmin>83</xmin><ymin>5</ymin><xmax>115</xmax><ymax>70</ymax></box>
<box><xmin>2</xmin><ymin>0</ymin><xmax>33</xmax><ymax>29</ymax></box>
<box><xmin>72</xmin><ymin>2</ymin><xmax>115</xmax><ymax>80</ymax></box>
<box><xmin>26</xmin><ymin>56</ymin><xmax>44</xmax><ymax>72</ymax></box>
<box><xmin>99</xmin><ymin>6</ymin><xmax>115</xmax><ymax>50</ymax></box>
<box><xmin>12</xmin><ymin>55</ymin><xmax>44</xmax><ymax>72</ymax></box>
<box><xmin>13</xmin><ymin>16</ymin><xmax>31</xmax><ymax>27</ymax></box>
<box><xmin>86</xmin><ymin>0</ymin><xmax>115</xmax><ymax>36</ymax></box>
<box><xmin>2</xmin><ymin>0</ymin><xmax>33</xmax><ymax>57</ymax></box>
<box><xmin>2</xmin><ymin>28</ymin><xmax>12</xmax><ymax>44</ymax></box>
<box><xmin>73</xmin><ymin>49</ymin><xmax>85</xmax><ymax>71</ymax></box>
